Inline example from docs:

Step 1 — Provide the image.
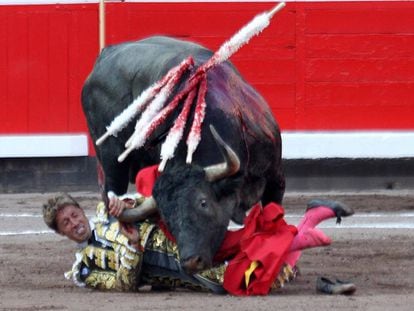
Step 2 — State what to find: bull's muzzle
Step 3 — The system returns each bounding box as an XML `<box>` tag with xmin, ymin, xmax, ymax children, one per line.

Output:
<box><xmin>182</xmin><ymin>255</ymin><xmax>210</xmax><ymax>274</ymax></box>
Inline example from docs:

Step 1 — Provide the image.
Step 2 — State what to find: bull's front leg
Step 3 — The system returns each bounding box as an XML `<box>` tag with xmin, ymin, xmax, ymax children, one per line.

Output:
<box><xmin>262</xmin><ymin>169</ymin><xmax>285</xmax><ymax>205</ymax></box>
<box><xmin>98</xmin><ymin>151</ymin><xmax>131</xmax><ymax>205</ymax></box>
<box><xmin>96</xmin><ymin>160</ymin><xmax>109</xmax><ymax>207</ymax></box>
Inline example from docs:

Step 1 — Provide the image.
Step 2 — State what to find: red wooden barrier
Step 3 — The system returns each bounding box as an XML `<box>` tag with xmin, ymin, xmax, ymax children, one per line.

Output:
<box><xmin>1</xmin><ymin>1</ymin><xmax>413</xmax><ymax>139</ymax></box>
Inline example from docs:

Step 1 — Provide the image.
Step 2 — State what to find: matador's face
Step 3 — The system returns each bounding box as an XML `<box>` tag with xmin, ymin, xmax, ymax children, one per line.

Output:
<box><xmin>55</xmin><ymin>205</ymin><xmax>91</xmax><ymax>243</ymax></box>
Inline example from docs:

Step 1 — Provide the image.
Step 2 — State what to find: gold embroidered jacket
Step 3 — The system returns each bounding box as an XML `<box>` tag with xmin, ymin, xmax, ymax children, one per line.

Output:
<box><xmin>64</xmin><ymin>202</ymin><xmax>295</xmax><ymax>293</ymax></box>
<box><xmin>64</xmin><ymin>202</ymin><xmax>155</xmax><ymax>291</ymax></box>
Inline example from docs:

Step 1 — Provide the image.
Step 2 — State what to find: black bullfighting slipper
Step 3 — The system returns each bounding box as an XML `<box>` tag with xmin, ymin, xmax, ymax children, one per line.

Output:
<box><xmin>306</xmin><ymin>199</ymin><xmax>354</xmax><ymax>224</ymax></box>
<box><xmin>316</xmin><ymin>277</ymin><xmax>356</xmax><ymax>295</ymax></box>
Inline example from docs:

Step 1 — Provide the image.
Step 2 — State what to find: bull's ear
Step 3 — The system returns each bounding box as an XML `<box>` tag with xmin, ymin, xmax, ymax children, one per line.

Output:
<box><xmin>211</xmin><ymin>175</ymin><xmax>242</xmax><ymax>199</ymax></box>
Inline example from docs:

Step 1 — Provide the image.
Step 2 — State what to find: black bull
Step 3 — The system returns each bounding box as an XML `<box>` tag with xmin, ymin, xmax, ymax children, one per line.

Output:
<box><xmin>82</xmin><ymin>36</ymin><xmax>285</xmax><ymax>273</ymax></box>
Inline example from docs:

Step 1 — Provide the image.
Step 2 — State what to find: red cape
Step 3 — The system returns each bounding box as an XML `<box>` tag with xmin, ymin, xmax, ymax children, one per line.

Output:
<box><xmin>135</xmin><ymin>164</ymin><xmax>160</xmax><ymax>197</ymax></box>
<box><xmin>135</xmin><ymin>165</ymin><xmax>175</xmax><ymax>242</ymax></box>
<box><xmin>135</xmin><ymin>165</ymin><xmax>297</xmax><ymax>295</ymax></box>
<box><xmin>217</xmin><ymin>203</ymin><xmax>297</xmax><ymax>295</ymax></box>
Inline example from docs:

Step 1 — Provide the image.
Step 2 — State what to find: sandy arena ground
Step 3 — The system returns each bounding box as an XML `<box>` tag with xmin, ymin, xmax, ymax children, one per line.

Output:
<box><xmin>0</xmin><ymin>191</ymin><xmax>413</xmax><ymax>310</ymax></box>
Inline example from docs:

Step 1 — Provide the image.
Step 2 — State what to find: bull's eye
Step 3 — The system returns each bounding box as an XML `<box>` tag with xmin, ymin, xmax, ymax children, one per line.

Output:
<box><xmin>200</xmin><ymin>199</ymin><xmax>207</xmax><ymax>208</ymax></box>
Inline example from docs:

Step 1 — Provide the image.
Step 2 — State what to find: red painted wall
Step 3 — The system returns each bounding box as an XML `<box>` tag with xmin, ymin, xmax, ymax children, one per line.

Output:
<box><xmin>0</xmin><ymin>3</ymin><xmax>97</xmax><ymax>134</ymax></box>
<box><xmin>1</xmin><ymin>1</ymin><xmax>413</xmax><ymax>137</ymax></box>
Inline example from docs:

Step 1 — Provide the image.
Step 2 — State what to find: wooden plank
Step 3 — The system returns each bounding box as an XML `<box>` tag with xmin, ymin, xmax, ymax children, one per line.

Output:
<box><xmin>302</xmin><ymin>105</ymin><xmax>414</xmax><ymax>130</ymax></box>
<box><xmin>48</xmin><ymin>11</ymin><xmax>69</xmax><ymax>132</ymax></box>
<box><xmin>0</xmin><ymin>10</ymin><xmax>7</xmax><ymax>132</ymax></box>
<box><xmin>67</xmin><ymin>8</ymin><xmax>81</xmax><ymax>132</ymax></box>
<box><xmin>305</xmin><ymin>58</ymin><xmax>414</xmax><ymax>82</ymax></box>
<box><xmin>7</xmin><ymin>11</ymin><xmax>29</xmax><ymax>133</ymax></box>
<box><xmin>191</xmin><ymin>36</ymin><xmax>296</xmax><ymax>60</ymax></box>
<box><xmin>272</xmin><ymin>108</ymin><xmax>296</xmax><ymax>131</ymax></box>
<box><xmin>295</xmin><ymin>2</ymin><xmax>306</xmax><ymax>129</ymax></box>
<box><xmin>121</xmin><ymin>2</ymin><xmax>294</xmax><ymax>36</ymax></box>
<box><xmin>306</xmin><ymin>34</ymin><xmax>414</xmax><ymax>59</ymax></box>
<box><xmin>27</xmin><ymin>11</ymin><xmax>49</xmax><ymax>132</ymax></box>
<box><xmin>233</xmin><ymin>59</ymin><xmax>296</xmax><ymax>84</ymax></box>
<box><xmin>254</xmin><ymin>83</ymin><xmax>296</xmax><ymax>110</ymax></box>
<box><xmin>305</xmin><ymin>7</ymin><xmax>414</xmax><ymax>34</ymax></box>
<box><xmin>106</xmin><ymin>3</ymin><xmax>129</xmax><ymax>44</ymax></box>
<box><xmin>73</xmin><ymin>7</ymin><xmax>100</xmax><ymax>155</ymax></box>
<box><xmin>305</xmin><ymin>82</ymin><xmax>414</xmax><ymax>107</ymax></box>
<box><xmin>105</xmin><ymin>2</ymin><xmax>294</xmax><ymax>45</ymax></box>
<box><xmin>68</xmin><ymin>8</ymin><xmax>98</xmax><ymax>132</ymax></box>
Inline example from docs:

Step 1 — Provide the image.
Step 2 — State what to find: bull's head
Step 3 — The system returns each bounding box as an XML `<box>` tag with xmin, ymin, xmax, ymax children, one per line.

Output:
<box><xmin>118</xmin><ymin>126</ymin><xmax>242</xmax><ymax>274</ymax></box>
<box><xmin>153</xmin><ymin>125</ymin><xmax>241</xmax><ymax>274</ymax></box>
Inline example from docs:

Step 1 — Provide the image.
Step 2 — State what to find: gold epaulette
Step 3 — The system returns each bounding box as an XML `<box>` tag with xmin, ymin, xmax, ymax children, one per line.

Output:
<box><xmin>94</xmin><ymin>201</ymin><xmax>109</xmax><ymax>223</ymax></box>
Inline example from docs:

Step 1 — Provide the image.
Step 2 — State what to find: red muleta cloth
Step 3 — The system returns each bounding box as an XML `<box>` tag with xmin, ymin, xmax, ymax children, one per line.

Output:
<box><xmin>135</xmin><ymin>164</ymin><xmax>160</xmax><ymax>197</ymax></box>
<box><xmin>136</xmin><ymin>165</ymin><xmax>297</xmax><ymax>295</ymax></box>
<box><xmin>135</xmin><ymin>165</ymin><xmax>176</xmax><ymax>242</ymax></box>
<box><xmin>216</xmin><ymin>202</ymin><xmax>297</xmax><ymax>296</ymax></box>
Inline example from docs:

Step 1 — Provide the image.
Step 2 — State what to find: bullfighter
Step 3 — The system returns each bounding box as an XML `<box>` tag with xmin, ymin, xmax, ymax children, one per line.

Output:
<box><xmin>42</xmin><ymin>191</ymin><xmax>355</xmax><ymax>295</ymax></box>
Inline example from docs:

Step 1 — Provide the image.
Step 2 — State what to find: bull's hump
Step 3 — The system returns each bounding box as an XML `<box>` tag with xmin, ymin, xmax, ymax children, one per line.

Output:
<box><xmin>112</xmin><ymin>36</ymin><xmax>212</xmax><ymax>63</ymax></box>
<box><xmin>97</xmin><ymin>36</ymin><xmax>213</xmax><ymax>83</ymax></box>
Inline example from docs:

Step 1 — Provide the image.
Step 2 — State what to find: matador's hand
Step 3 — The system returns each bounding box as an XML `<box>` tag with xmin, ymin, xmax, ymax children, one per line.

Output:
<box><xmin>108</xmin><ymin>197</ymin><xmax>132</xmax><ymax>218</ymax></box>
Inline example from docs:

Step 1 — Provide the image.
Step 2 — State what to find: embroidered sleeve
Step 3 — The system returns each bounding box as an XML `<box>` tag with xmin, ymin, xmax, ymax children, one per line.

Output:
<box><xmin>81</xmin><ymin>258</ymin><xmax>142</xmax><ymax>291</ymax></box>
<box><xmin>79</xmin><ymin>249</ymin><xmax>141</xmax><ymax>291</ymax></box>
<box><xmin>84</xmin><ymin>269</ymin><xmax>118</xmax><ymax>290</ymax></box>
<box><xmin>65</xmin><ymin>244</ymin><xmax>143</xmax><ymax>291</ymax></box>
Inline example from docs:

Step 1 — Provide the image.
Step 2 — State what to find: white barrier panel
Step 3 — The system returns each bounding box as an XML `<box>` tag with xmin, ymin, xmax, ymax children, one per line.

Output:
<box><xmin>0</xmin><ymin>134</ymin><xmax>88</xmax><ymax>158</ymax></box>
<box><xmin>1</xmin><ymin>131</ymin><xmax>413</xmax><ymax>159</ymax></box>
<box><xmin>282</xmin><ymin>131</ymin><xmax>414</xmax><ymax>159</ymax></box>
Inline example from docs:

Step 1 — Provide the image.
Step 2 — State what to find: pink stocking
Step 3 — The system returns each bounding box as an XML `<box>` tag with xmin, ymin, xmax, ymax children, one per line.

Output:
<box><xmin>290</xmin><ymin>228</ymin><xmax>332</xmax><ymax>252</ymax></box>
<box><xmin>284</xmin><ymin>229</ymin><xmax>331</xmax><ymax>267</ymax></box>
<box><xmin>284</xmin><ymin>206</ymin><xmax>335</xmax><ymax>267</ymax></box>
<box><xmin>297</xmin><ymin>206</ymin><xmax>335</xmax><ymax>231</ymax></box>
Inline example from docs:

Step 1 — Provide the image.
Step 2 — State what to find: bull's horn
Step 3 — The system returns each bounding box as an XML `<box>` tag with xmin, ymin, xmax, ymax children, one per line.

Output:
<box><xmin>204</xmin><ymin>125</ymin><xmax>240</xmax><ymax>182</ymax></box>
<box><xmin>118</xmin><ymin>196</ymin><xmax>158</xmax><ymax>223</ymax></box>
